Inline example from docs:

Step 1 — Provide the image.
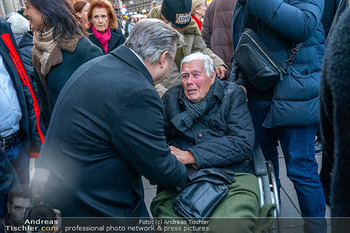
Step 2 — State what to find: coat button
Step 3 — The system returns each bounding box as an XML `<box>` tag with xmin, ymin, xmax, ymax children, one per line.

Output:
<box><xmin>176</xmin><ymin>187</ymin><xmax>182</xmax><ymax>192</ymax></box>
<box><xmin>197</xmin><ymin>134</ymin><xmax>202</xmax><ymax>138</ymax></box>
<box><xmin>195</xmin><ymin>119</ymin><xmax>199</xmax><ymax>123</ymax></box>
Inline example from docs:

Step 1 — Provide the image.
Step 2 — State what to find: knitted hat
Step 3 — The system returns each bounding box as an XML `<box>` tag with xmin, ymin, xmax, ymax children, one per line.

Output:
<box><xmin>161</xmin><ymin>0</ymin><xmax>192</xmax><ymax>28</ymax></box>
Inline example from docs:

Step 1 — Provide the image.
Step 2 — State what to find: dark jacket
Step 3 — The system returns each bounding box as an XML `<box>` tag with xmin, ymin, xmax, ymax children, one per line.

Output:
<box><xmin>37</xmin><ymin>45</ymin><xmax>187</xmax><ymax>217</ymax></box>
<box><xmin>34</xmin><ymin>37</ymin><xmax>103</xmax><ymax>127</ymax></box>
<box><xmin>322</xmin><ymin>0</ymin><xmax>341</xmax><ymax>37</ymax></box>
<box><xmin>87</xmin><ymin>27</ymin><xmax>125</xmax><ymax>54</ymax></box>
<box><xmin>231</xmin><ymin>0</ymin><xmax>325</xmax><ymax>128</ymax></box>
<box><xmin>320</xmin><ymin>7</ymin><xmax>350</xmax><ymax>218</ymax></box>
<box><xmin>17</xmin><ymin>31</ymin><xmax>34</xmax><ymax>78</ymax></box>
<box><xmin>0</xmin><ymin>18</ymin><xmax>43</xmax><ymax>193</ymax></box>
<box><xmin>201</xmin><ymin>0</ymin><xmax>236</xmax><ymax>78</ymax></box>
<box><xmin>162</xmin><ymin>79</ymin><xmax>255</xmax><ymax>170</ymax></box>
<box><xmin>0</xmin><ymin>18</ymin><xmax>45</xmax><ymax>155</ymax></box>
<box><xmin>326</xmin><ymin>0</ymin><xmax>348</xmax><ymax>43</ymax></box>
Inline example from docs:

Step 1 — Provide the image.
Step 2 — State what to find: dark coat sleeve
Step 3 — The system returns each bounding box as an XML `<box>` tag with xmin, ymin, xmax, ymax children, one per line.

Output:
<box><xmin>247</xmin><ymin>0</ymin><xmax>324</xmax><ymax>42</ymax></box>
<box><xmin>112</xmin><ymin>89</ymin><xmax>187</xmax><ymax>190</ymax></box>
<box><xmin>188</xmin><ymin>86</ymin><xmax>255</xmax><ymax>169</ymax></box>
<box><xmin>201</xmin><ymin>3</ymin><xmax>212</xmax><ymax>48</ymax></box>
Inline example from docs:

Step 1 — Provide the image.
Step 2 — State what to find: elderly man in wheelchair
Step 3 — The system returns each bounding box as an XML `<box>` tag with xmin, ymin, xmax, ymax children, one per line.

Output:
<box><xmin>151</xmin><ymin>52</ymin><xmax>276</xmax><ymax>233</ymax></box>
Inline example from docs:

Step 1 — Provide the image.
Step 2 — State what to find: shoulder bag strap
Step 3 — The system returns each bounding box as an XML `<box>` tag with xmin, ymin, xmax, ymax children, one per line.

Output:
<box><xmin>287</xmin><ymin>42</ymin><xmax>303</xmax><ymax>64</ymax></box>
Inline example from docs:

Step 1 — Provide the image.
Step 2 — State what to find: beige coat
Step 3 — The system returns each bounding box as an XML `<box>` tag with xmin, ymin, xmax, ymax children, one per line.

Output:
<box><xmin>147</xmin><ymin>6</ymin><xmax>226</xmax><ymax>96</ymax></box>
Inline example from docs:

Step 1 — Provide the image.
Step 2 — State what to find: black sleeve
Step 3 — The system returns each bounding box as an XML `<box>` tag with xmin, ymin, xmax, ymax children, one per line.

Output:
<box><xmin>112</xmin><ymin>89</ymin><xmax>187</xmax><ymax>190</ymax></box>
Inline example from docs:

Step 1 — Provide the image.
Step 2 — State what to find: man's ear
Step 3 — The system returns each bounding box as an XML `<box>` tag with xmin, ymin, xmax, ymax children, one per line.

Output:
<box><xmin>210</xmin><ymin>72</ymin><xmax>216</xmax><ymax>84</ymax></box>
<box><xmin>159</xmin><ymin>51</ymin><xmax>169</xmax><ymax>67</ymax></box>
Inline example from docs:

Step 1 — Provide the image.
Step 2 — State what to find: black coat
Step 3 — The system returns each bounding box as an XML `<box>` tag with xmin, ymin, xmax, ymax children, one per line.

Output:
<box><xmin>88</xmin><ymin>27</ymin><xmax>125</xmax><ymax>54</ymax></box>
<box><xmin>37</xmin><ymin>45</ymin><xmax>187</xmax><ymax>217</ymax></box>
<box><xmin>162</xmin><ymin>79</ymin><xmax>255</xmax><ymax>171</ymax></box>
<box><xmin>320</xmin><ymin>7</ymin><xmax>350</xmax><ymax>217</ymax></box>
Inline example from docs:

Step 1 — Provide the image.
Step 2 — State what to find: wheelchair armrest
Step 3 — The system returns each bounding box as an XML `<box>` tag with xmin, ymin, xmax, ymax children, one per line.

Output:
<box><xmin>252</xmin><ymin>142</ymin><xmax>268</xmax><ymax>176</ymax></box>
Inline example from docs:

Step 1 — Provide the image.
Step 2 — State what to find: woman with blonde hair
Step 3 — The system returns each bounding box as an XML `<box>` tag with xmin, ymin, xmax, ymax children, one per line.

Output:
<box><xmin>191</xmin><ymin>0</ymin><xmax>206</xmax><ymax>30</ymax></box>
<box><xmin>87</xmin><ymin>0</ymin><xmax>125</xmax><ymax>54</ymax></box>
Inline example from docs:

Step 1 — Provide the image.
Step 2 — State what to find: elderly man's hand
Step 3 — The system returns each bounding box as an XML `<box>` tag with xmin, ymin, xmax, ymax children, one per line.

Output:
<box><xmin>170</xmin><ymin>146</ymin><xmax>196</xmax><ymax>167</ymax></box>
<box><xmin>215</xmin><ymin>65</ymin><xmax>227</xmax><ymax>79</ymax></box>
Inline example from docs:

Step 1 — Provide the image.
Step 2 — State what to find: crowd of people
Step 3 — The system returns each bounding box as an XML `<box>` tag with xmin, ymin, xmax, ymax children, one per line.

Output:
<box><xmin>0</xmin><ymin>0</ymin><xmax>349</xmax><ymax>232</ymax></box>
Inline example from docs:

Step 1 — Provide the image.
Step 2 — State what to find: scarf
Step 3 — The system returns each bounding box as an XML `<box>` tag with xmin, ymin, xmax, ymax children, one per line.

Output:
<box><xmin>171</xmin><ymin>85</ymin><xmax>216</xmax><ymax>133</ymax></box>
<box><xmin>32</xmin><ymin>29</ymin><xmax>58</xmax><ymax>77</ymax></box>
<box><xmin>92</xmin><ymin>25</ymin><xmax>111</xmax><ymax>53</ymax></box>
<box><xmin>32</xmin><ymin>29</ymin><xmax>82</xmax><ymax>111</ymax></box>
<box><xmin>191</xmin><ymin>15</ymin><xmax>202</xmax><ymax>30</ymax></box>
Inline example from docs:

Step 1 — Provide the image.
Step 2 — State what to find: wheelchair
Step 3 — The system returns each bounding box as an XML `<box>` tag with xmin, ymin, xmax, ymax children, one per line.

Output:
<box><xmin>252</xmin><ymin>142</ymin><xmax>281</xmax><ymax>233</ymax></box>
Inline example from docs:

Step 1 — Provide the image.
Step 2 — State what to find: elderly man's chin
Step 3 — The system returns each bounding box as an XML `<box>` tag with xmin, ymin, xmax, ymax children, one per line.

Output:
<box><xmin>185</xmin><ymin>91</ymin><xmax>201</xmax><ymax>103</ymax></box>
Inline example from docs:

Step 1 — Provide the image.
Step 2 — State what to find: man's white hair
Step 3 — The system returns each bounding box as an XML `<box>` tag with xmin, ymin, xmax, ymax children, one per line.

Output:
<box><xmin>180</xmin><ymin>52</ymin><xmax>215</xmax><ymax>78</ymax></box>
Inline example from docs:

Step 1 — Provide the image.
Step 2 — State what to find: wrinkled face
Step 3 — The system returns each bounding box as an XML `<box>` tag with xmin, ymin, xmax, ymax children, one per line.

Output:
<box><xmin>23</xmin><ymin>0</ymin><xmax>44</xmax><ymax>32</ymax></box>
<box><xmin>8</xmin><ymin>198</ymin><xmax>31</xmax><ymax>226</ymax></box>
<box><xmin>181</xmin><ymin>60</ymin><xmax>214</xmax><ymax>103</ymax></box>
<box><xmin>77</xmin><ymin>3</ymin><xmax>90</xmax><ymax>25</ymax></box>
<box><xmin>91</xmin><ymin>7</ymin><xmax>109</xmax><ymax>33</ymax></box>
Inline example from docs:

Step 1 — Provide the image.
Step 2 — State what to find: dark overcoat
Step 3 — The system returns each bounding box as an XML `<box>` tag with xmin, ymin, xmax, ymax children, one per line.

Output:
<box><xmin>320</xmin><ymin>7</ymin><xmax>350</xmax><ymax>218</ymax></box>
<box><xmin>88</xmin><ymin>27</ymin><xmax>125</xmax><ymax>54</ymax></box>
<box><xmin>37</xmin><ymin>45</ymin><xmax>187</xmax><ymax>217</ymax></box>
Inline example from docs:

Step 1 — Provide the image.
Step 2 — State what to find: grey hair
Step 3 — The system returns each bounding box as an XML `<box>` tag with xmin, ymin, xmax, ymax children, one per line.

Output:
<box><xmin>7</xmin><ymin>13</ymin><xmax>30</xmax><ymax>34</ymax></box>
<box><xmin>180</xmin><ymin>52</ymin><xmax>215</xmax><ymax>77</ymax></box>
<box><xmin>191</xmin><ymin>0</ymin><xmax>205</xmax><ymax>15</ymax></box>
<box><xmin>124</xmin><ymin>19</ymin><xmax>184</xmax><ymax>64</ymax></box>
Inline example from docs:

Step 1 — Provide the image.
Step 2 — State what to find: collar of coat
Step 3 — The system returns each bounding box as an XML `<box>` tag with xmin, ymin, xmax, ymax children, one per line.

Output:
<box><xmin>32</xmin><ymin>34</ymin><xmax>82</xmax><ymax>79</ymax></box>
<box><xmin>110</xmin><ymin>45</ymin><xmax>154</xmax><ymax>86</ymax></box>
<box><xmin>87</xmin><ymin>27</ymin><xmax>123</xmax><ymax>54</ymax></box>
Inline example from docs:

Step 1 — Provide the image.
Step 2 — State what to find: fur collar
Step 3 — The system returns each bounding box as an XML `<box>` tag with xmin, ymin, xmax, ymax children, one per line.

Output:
<box><xmin>33</xmin><ymin>35</ymin><xmax>82</xmax><ymax>79</ymax></box>
<box><xmin>32</xmin><ymin>34</ymin><xmax>82</xmax><ymax>109</ymax></box>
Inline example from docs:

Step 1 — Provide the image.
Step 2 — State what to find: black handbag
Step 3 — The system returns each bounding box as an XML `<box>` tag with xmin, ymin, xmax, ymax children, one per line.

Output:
<box><xmin>173</xmin><ymin>182</ymin><xmax>228</xmax><ymax>219</ymax></box>
<box><xmin>173</xmin><ymin>167</ymin><xmax>235</xmax><ymax>219</ymax></box>
<box><xmin>233</xmin><ymin>28</ymin><xmax>303</xmax><ymax>91</ymax></box>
